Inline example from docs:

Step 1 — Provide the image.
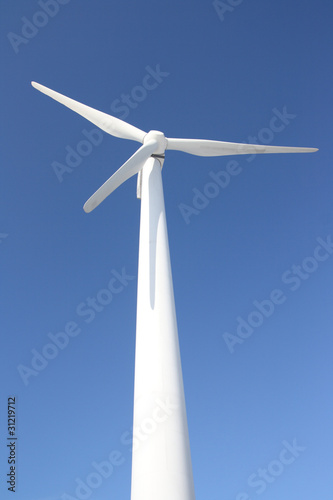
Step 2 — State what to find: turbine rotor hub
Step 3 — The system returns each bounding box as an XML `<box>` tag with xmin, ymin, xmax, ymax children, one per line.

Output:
<box><xmin>144</xmin><ymin>130</ymin><xmax>167</xmax><ymax>155</ymax></box>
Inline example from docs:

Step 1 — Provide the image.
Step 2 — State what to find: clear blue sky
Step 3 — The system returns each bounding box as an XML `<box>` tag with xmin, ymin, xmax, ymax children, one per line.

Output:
<box><xmin>0</xmin><ymin>1</ymin><xmax>332</xmax><ymax>499</ymax></box>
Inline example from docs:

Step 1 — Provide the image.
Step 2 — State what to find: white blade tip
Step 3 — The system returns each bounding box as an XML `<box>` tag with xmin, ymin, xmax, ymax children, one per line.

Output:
<box><xmin>31</xmin><ymin>81</ymin><xmax>48</xmax><ymax>94</ymax></box>
<box><xmin>83</xmin><ymin>202</ymin><xmax>94</xmax><ymax>214</ymax></box>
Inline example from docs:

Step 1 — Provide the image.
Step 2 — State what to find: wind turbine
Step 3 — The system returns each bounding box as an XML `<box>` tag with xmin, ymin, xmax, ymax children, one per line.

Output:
<box><xmin>31</xmin><ymin>81</ymin><xmax>318</xmax><ymax>500</ymax></box>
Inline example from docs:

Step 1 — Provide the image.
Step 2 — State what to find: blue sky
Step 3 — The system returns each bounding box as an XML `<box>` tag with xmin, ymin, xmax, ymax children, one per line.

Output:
<box><xmin>0</xmin><ymin>1</ymin><xmax>332</xmax><ymax>499</ymax></box>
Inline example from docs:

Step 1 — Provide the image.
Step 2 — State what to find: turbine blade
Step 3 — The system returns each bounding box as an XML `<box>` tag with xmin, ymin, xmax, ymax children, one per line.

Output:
<box><xmin>31</xmin><ymin>82</ymin><xmax>146</xmax><ymax>143</ymax></box>
<box><xmin>166</xmin><ymin>138</ymin><xmax>318</xmax><ymax>157</ymax></box>
<box><xmin>83</xmin><ymin>140</ymin><xmax>158</xmax><ymax>213</ymax></box>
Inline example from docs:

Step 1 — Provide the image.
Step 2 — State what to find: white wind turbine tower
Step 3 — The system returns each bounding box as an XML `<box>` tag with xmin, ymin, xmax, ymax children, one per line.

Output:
<box><xmin>32</xmin><ymin>81</ymin><xmax>317</xmax><ymax>500</ymax></box>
